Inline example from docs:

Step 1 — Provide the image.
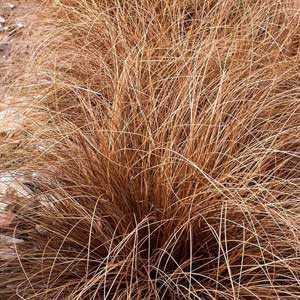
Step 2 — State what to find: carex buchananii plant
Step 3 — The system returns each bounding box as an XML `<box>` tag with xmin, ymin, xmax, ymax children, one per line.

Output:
<box><xmin>0</xmin><ymin>0</ymin><xmax>300</xmax><ymax>299</ymax></box>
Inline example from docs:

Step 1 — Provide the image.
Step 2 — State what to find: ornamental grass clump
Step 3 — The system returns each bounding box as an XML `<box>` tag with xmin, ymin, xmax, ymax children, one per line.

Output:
<box><xmin>0</xmin><ymin>0</ymin><xmax>299</xmax><ymax>299</ymax></box>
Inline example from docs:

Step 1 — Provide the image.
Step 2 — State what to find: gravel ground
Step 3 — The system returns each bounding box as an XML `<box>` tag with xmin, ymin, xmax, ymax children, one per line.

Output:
<box><xmin>0</xmin><ymin>1</ymin><xmax>39</xmax><ymax>226</ymax></box>
<box><xmin>0</xmin><ymin>0</ymin><xmax>53</xmax><ymax>230</ymax></box>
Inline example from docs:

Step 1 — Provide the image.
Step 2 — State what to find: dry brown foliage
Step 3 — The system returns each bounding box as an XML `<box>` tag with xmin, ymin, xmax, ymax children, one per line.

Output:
<box><xmin>0</xmin><ymin>0</ymin><xmax>300</xmax><ymax>299</ymax></box>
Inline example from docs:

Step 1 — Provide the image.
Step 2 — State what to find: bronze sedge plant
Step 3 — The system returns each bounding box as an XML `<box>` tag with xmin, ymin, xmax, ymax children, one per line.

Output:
<box><xmin>0</xmin><ymin>0</ymin><xmax>300</xmax><ymax>299</ymax></box>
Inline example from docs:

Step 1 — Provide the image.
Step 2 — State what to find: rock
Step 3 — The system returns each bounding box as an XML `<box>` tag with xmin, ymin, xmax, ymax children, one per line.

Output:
<box><xmin>0</xmin><ymin>108</ymin><xmax>23</xmax><ymax>132</ymax></box>
<box><xmin>0</xmin><ymin>25</ymin><xmax>8</xmax><ymax>32</ymax></box>
<box><xmin>35</xmin><ymin>225</ymin><xmax>47</xmax><ymax>235</ymax></box>
<box><xmin>0</xmin><ymin>16</ymin><xmax>5</xmax><ymax>24</ymax></box>
<box><xmin>0</xmin><ymin>202</ymin><xmax>7</xmax><ymax>212</ymax></box>
<box><xmin>53</xmin><ymin>0</ymin><xmax>61</xmax><ymax>6</ymax></box>
<box><xmin>0</xmin><ymin>42</ymin><xmax>9</xmax><ymax>51</ymax></box>
<box><xmin>0</xmin><ymin>42</ymin><xmax>11</xmax><ymax>57</ymax></box>
<box><xmin>8</xmin><ymin>3</ymin><xmax>16</xmax><ymax>10</ymax></box>
<box><xmin>0</xmin><ymin>235</ymin><xmax>23</xmax><ymax>244</ymax></box>
<box><xmin>0</xmin><ymin>172</ymin><xmax>27</xmax><ymax>197</ymax></box>
<box><xmin>15</xmin><ymin>21</ymin><xmax>25</xmax><ymax>29</ymax></box>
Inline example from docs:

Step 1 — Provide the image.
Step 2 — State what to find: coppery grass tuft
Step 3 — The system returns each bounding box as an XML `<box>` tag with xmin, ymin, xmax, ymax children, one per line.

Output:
<box><xmin>0</xmin><ymin>0</ymin><xmax>300</xmax><ymax>299</ymax></box>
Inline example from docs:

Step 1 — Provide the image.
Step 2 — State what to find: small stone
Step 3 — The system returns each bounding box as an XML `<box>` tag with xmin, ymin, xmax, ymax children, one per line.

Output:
<box><xmin>32</xmin><ymin>172</ymin><xmax>38</xmax><ymax>178</ymax></box>
<box><xmin>0</xmin><ymin>172</ymin><xmax>28</xmax><ymax>198</ymax></box>
<box><xmin>53</xmin><ymin>0</ymin><xmax>61</xmax><ymax>6</ymax></box>
<box><xmin>0</xmin><ymin>16</ymin><xmax>5</xmax><ymax>24</ymax></box>
<box><xmin>0</xmin><ymin>42</ymin><xmax>10</xmax><ymax>53</ymax></box>
<box><xmin>15</xmin><ymin>21</ymin><xmax>25</xmax><ymax>29</ymax></box>
<box><xmin>35</xmin><ymin>225</ymin><xmax>47</xmax><ymax>235</ymax></box>
<box><xmin>0</xmin><ymin>202</ymin><xmax>8</xmax><ymax>212</ymax></box>
<box><xmin>8</xmin><ymin>3</ymin><xmax>16</xmax><ymax>9</ymax></box>
<box><xmin>0</xmin><ymin>25</ymin><xmax>8</xmax><ymax>32</ymax></box>
<box><xmin>0</xmin><ymin>108</ymin><xmax>23</xmax><ymax>132</ymax></box>
<box><xmin>0</xmin><ymin>235</ymin><xmax>23</xmax><ymax>244</ymax></box>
